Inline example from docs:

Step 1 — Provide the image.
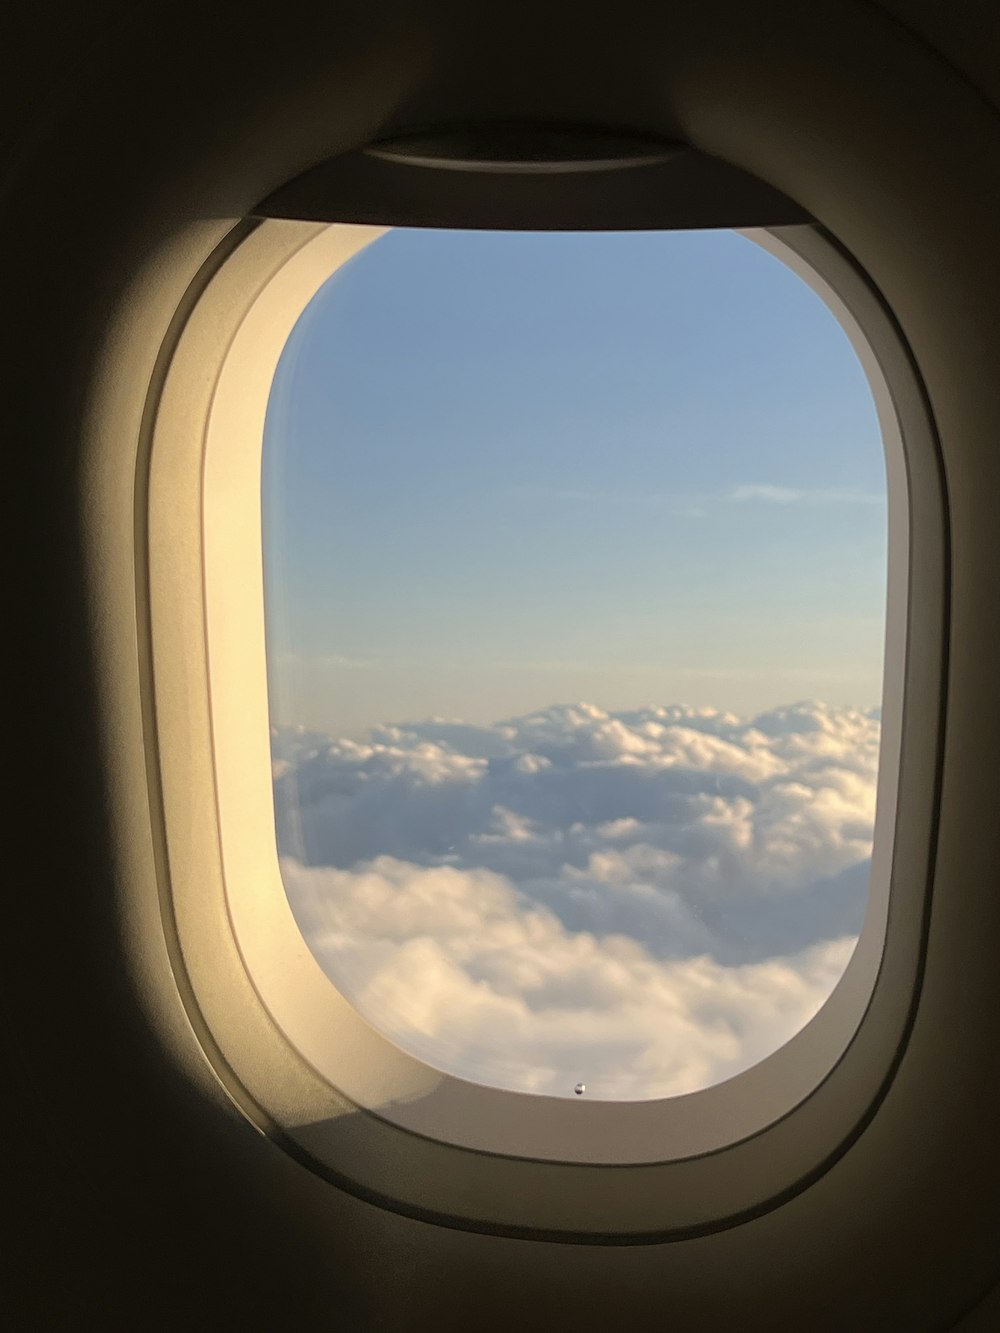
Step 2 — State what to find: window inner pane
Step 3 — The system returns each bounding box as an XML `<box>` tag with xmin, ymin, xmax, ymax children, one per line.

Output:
<box><xmin>263</xmin><ymin>228</ymin><xmax>888</xmax><ymax>1100</ymax></box>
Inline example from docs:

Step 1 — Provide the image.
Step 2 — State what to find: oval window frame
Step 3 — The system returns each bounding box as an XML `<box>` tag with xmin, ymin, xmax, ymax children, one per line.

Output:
<box><xmin>145</xmin><ymin>216</ymin><xmax>944</xmax><ymax>1239</ymax></box>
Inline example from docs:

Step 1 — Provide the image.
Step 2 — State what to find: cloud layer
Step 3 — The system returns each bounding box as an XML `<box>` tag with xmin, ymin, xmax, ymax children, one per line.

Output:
<box><xmin>273</xmin><ymin>700</ymin><xmax>880</xmax><ymax>1099</ymax></box>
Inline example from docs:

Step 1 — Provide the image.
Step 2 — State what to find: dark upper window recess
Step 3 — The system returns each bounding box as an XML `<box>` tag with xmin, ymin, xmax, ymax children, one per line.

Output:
<box><xmin>254</xmin><ymin>121</ymin><xmax>813</xmax><ymax>231</ymax></box>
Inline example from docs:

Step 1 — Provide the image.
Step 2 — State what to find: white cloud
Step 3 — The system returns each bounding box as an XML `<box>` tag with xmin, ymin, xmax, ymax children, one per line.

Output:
<box><xmin>730</xmin><ymin>484</ymin><xmax>801</xmax><ymax>504</ymax></box>
<box><xmin>273</xmin><ymin>700</ymin><xmax>882</xmax><ymax>1098</ymax></box>
<box><xmin>728</xmin><ymin>484</ymin><xmax>884</xmax><ymax>506</ymax></box>
<box><xmin>282</xmin><ymin>854</ymin><xmax>857</xmax><ymax>1099</ymax></box>
<box><xmin>275</xmin><ymin>651</ymin><xmax>376</xmax><ymax>669</ymax></box>
<box><xmin>510</xmin><ymin>482</ymin><xmax>884</xmax><ymax>510</ymax></box>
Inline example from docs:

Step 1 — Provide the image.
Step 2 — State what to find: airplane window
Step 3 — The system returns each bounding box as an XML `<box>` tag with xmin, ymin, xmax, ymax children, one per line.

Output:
<box><xmin>261</xmin><ymin>228</ymin><xmax>889</xmax><ymax>1101</ymax></box>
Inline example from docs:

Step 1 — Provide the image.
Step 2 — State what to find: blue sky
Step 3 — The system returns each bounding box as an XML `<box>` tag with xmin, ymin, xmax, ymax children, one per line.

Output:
<box><xmin>263</xmin><ymin>227</ymin><xmax>887</xmax><ymax>736</ymax></box>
